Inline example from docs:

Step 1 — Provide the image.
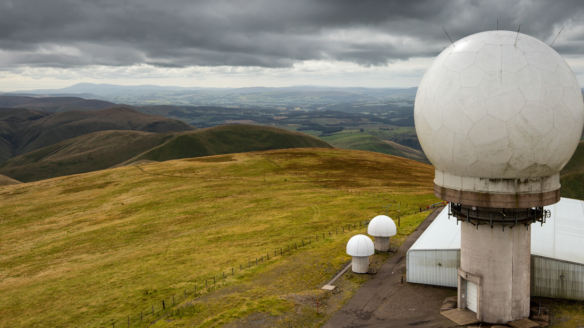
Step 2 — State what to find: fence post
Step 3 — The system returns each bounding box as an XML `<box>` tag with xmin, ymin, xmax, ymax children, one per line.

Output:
<box><xmin>162</xmin><ymin>300</ymin><xmax>165</xmax><ymax>310</ymax></box>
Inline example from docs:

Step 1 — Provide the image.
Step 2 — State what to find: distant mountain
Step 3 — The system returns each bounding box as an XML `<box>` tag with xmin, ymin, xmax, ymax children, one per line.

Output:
<box><xmin>15</xmin><ymin>83</ymin><xmax>203</xmax><ymax>95</ymax></box>
<box><xmin>0</xmin><ymin>124</ymin><xmax>333</xmax><ymax>182</ymax></box>
<box><xmin>0</xmin><ymin>96</ymin><xmax>115</xmax><ymax>112</ymax></box>
<box><xmin>11</xmin><ymin>83</ymin><xmax>418</xmax><ymax>107</ymax></box>
<box><xmin>0</xmin><ymin>106</ymin><xmax>195</xmax><ymax>163</ymax></box>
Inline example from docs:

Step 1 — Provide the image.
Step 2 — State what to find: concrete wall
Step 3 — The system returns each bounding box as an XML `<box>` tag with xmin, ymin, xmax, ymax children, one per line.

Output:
<box><xmin>460</xmin><ymin>221</ymin><xmax>530</xmax><ymax>323</ymax></box>
<box><xmin>351</xmin><ymin>256</ymin><xmax>369</xmax><ymax>273</ymax></box>
<box><xmin>373</xmin><ymin>236</ymin><xmax>390</xmax><ymax>252</ymax></box>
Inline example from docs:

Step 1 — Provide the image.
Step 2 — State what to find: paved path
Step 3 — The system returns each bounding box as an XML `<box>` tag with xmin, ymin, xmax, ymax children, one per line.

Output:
<box><xmin>324</xmin><ymin>207</ymin><xmax>459</xmax><ymax>328</ymax></box>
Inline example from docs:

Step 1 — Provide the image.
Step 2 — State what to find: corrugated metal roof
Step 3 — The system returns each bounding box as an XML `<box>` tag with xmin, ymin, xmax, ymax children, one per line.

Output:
<box><xmin>410</xmin><ymin>198</ymin><xmax>584</xmax><ymax>265</ymax></box>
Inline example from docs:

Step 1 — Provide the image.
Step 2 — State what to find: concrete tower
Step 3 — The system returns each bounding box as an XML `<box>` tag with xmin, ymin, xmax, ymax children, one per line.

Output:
<box><xmin>414</xmin><ymin>30</ymin><xmax>584</xmax><ymax>323</ymax></box>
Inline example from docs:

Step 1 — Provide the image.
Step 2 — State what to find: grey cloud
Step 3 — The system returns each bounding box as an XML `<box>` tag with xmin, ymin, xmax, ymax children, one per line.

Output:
<box><xmin>1</xmin><ymin>0</ymin><xmax>584</xmax><ymax>69</ymax></box>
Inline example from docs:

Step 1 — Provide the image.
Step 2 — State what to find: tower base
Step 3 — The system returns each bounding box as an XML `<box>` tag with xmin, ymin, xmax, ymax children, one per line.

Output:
<box><xmin>457</xmin><ymin>220</ymin><xmax>531</xmax><ymax>323</ymax></box>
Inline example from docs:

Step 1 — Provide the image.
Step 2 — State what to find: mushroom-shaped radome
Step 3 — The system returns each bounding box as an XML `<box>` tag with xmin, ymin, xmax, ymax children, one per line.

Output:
<box><xmin>346</xmin><ymin>234</ymin><xmax>375</xmax><ymax>273</ymax></box>
<box><xmin>367</xmin><ymin>215</ymin><xmax>397</xmax><ymax>252</ymax></box>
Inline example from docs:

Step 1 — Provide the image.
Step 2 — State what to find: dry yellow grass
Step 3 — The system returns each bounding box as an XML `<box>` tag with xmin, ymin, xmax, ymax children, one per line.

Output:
<box><xmin>0</xmin><ymin>148</ymin><xmax>437</xmax><ymax>327</ymax></box>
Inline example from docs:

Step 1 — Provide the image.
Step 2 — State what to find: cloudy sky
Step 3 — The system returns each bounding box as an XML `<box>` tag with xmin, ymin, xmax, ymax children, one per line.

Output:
<box><xmin>2</xmin><ymin>0</ymin><xmax>584</xmax><ymax>90</ymax></box>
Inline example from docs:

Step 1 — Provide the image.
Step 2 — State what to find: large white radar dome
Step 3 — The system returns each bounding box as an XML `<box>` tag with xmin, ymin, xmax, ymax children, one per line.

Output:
<box><xmin>415</xmin><ymin>30</ymin><xmax>584</xmax><ymax>200</ymax></box>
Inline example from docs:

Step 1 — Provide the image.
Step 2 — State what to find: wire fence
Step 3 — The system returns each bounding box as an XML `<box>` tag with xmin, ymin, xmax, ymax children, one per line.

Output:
<box><xmin>101</xmin><ymin>171</ymin><xmax>438</xmax><ymax>327</ymax></box>
<box><xmin>103</xmin><ymin>219</ymin><xmax>378</xmax><ymax>327</ymax></box>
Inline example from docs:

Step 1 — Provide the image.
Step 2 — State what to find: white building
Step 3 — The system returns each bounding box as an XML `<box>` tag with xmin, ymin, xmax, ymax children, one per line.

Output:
<box><xmin>407</xmin><ymin>197</ymin><xmax>584</xmax><ymax>301</ymax></box>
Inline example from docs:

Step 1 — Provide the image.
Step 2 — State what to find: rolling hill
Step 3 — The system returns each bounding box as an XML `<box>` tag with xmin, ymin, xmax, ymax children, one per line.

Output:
<box><xmin>0</xmin><ymin>124</ymin><xmax>333</xmax><ymax>182</ymax></box>
<box><xmin>560</xmin><ymin>141</ymin><xmax>584</xmax><ymax>200</ymax></box>
<box><xmin>0</xmin><ymin>174</ymin><xmax>20</xmax><ymax>186</ymax></box>
<box><xmin>0</xmin><ymin>95</ymin><xmax>115</xmax><ymax>112</ymax></box>
<box><xmin>0</xmin><ymin>106</ymin><xmax>195</xmax><ymax>164</ymax></box>
<box><xmin>0</xmin><ymin>148</ymin><xmax>437</xmax><ymax>328</ymax></box>
<box><xmin>319</xmin><ymin>130</ymin><xmax>430</xmax><ymax>164</ymax></box>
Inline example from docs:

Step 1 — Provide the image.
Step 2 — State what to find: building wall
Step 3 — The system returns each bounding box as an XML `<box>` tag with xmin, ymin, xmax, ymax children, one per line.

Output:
<box><xmin>407</xmin><ymin>251</ymin><xmax>584</xmax><ymax>302</ymax></box>
<box><xmin>406</xmin><ymin>249</ymin><xmax>460</xmax><ymax>287</ymax></box>
<box><xmin>531</xmin><ymin>255</ymin><xmax>584</xmax><ymax>301</ymax></box>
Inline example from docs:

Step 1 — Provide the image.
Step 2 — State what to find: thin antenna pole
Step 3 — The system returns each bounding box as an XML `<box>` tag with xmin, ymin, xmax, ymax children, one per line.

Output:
<box><xmin>443</xmin><ymin>27</ymin><xmax>455</xmax><ymax>47</ymax></box>
<box><xmin>550</xmin><ymin>27</ymin><xmax>564</xmax><ymax>47</ymax></box>
<box><xmin>514</xmin><ymin>24</ymin><xmax>521</xmax><ymax>47</ymax></box>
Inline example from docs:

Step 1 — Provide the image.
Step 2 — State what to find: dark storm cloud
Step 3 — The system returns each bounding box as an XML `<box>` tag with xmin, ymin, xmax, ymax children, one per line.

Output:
<box><xmin>1</xmin><ymin>0</ymin><xmax>584</xmax><ymax>68</ymax></box>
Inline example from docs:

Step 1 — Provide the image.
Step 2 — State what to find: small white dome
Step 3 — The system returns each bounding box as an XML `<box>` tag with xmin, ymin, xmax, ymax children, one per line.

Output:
<box><xmin>346</xmin><ymin>234</ymin><xmax>375</xmax><ymax>257</ymax></box>
<box><xmin>368</xmin><ymin>215</ymin><xmax>397</xmax><ymax>237</ymax></box>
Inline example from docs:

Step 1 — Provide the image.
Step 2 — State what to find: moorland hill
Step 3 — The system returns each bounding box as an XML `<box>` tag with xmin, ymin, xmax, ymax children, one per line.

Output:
<box><xmin>0</xmin><ymin>173</ymin><xmax>20</xmax><ymax>186</ymax></box>
<box><xmin>561</xmin><ymin>140</ymin><xmax>584</xmax><ymax>200</ymax></box>
<box><xmin>0</xmin><ymin>124</ymin><xmax>332</xmax><ymax>182</ymax></box>
<box><xmin>0</xmin><ymin>148</ymin><xmax>437</xmax><ymax>328</ymax></box>
<box><xmin>0</xmin><ymin>107</ymin><xmax>195</xmax><ymax>163</ymax></box>
<box><xmin>0</xmin><ymin>95</ymin><xmax>114</xmax><ymax>112</ymax></box>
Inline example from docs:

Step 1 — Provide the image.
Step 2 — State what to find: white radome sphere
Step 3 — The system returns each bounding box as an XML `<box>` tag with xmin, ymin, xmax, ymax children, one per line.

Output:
<box><xmin>367</xmin><ymin>215</ymin><xmax>397</xmax><ymax>237</ymax></box>
<box><xmin>346</xmin><ymin>234</ymin><xmax>375</xmax><ymax>257</ymax></box>
<box><xmin>415</xmin><ymin>31</ymin><xmax>584</xmax><ymax>186</ymax></box>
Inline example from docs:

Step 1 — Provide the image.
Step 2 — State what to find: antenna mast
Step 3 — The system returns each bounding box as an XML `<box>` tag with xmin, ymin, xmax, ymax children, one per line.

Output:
<box><xmin>514</xmin><ymin>24</ymin><xmax>521</xmax><ymax>47</ymax></box>
<box><xmin>550</xmin><ymin>27</ymin><xmax>564</xmax><ymax>47</ymax></box>
<box><xmin>443</xmin><ymin>27</ymin><xmax>455</xmax><ymax>47</ymax></box>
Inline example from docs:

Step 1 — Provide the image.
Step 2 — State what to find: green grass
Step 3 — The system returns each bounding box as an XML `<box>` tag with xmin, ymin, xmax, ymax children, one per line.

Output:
<box><xmin>559</xmin><ymin>141</ymin><xmax>584</xmax><ymax>200</ymax></box>
<box><xmin>0</xmin><ymin>148</ymin><xmax>437</xmax><ymax>327</ymax></box>
<box><xmin>561</xmin><ymin>141</ymin><xmax>584</xmax><ymax>176</ymax></box>
<box><xmin>320</xmin><ymin>132</ymin><xmax>404</xmax><ymax>157</ymax></box>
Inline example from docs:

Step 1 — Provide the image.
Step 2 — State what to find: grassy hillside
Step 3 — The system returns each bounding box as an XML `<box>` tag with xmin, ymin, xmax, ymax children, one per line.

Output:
<box><xmin>0</xmin><ymin>125</ymin><xmax>332</xmax><ymax>182</ymax></box>
<box><xmin>0</xmin><ymin>107</ymin><xmax>195</xmax><ymax>164</ymax></box>
<box><xmin>560</xmin><ymin>172</ymin><xmax>584</xmax><ymax>200</ymax></box>
<box><xmin>560</xmin><ymin>141</ymin><xmax>584</xmax><ymax>200</ymax></box>
<box><xmin>0</xmin><ymin>95</ymin><xmax>115</xmax><ymax>112</ymax></box>
<box><xmin>561</xmin><ymin>141</ymin><xmax>584</xmax><ymax>176</ymax></box>
<box><xmin>0</xmin><ymin>173</ymin><xmax>20</xmax><ymax>186</ymax></box>
<box><xmin>0</xmin><ymin>148</ymin><xmax>437</xmax><ymax>328</ymax></box>
<box><xmin>0</xmin><ymin>107</ymin><xmax>51</xmax><ymax>162</ymax></box>
<box><xmin>318</xmin><ymin>129</ymin><xmax>429</xmax><ymax>164</ymax></box>
<box><xmin>0</xmin><ymin>131</ymin><xmax>173</xmax><ymax>182</ymax></box>
<box><xmin>128</xmin><ymin>124</ymin><xmax>333</xmax><ymax>164</ymax></box>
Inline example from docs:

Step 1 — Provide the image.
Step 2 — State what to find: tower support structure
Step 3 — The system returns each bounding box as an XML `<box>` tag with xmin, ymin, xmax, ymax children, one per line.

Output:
<box><xmin>446</xmin><ymin>193</ymin><xmax>551</xmax><ymax>323</ymax></box>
